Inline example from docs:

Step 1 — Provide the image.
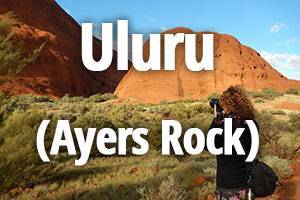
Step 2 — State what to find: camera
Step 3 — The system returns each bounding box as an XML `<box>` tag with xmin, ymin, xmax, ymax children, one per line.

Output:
<box><xmin>209</xmin><ymin>98</ymin><xmax>224</xmax><ymax>120</ymax></box>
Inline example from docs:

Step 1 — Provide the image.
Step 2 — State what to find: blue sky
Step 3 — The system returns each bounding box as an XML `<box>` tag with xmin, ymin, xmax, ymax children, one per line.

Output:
<box><xmin>57</xmin><ymin>0</ymin><xmax>300</xmax><ymax>80</ymax></box>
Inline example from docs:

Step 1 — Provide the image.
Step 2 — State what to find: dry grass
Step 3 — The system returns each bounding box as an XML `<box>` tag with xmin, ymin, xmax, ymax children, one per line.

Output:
<box><xmin>0</xmin><ymin>91</ymin><xmax>299</xmax><ymax>199</ymax></box>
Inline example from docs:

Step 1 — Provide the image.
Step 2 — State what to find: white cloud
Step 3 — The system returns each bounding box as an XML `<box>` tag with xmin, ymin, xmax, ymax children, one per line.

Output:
<box><xmin>270</xmin><ymin>22</ymin><xmax>286</xmax><ymax>33</ymax></box>
<box><xmin>260</xmin><ymin>50</ymin><xmax>300</xmax><ymax>80</ymax></box>
<box><xmin>276</xmin><ymin>37</ymin><xmax>298</xmax><ymax>46</ymax></box>
<box><xmin>144</xmin><ymin>13</ymin><xmax>156</xmax><ymax>22</ymax></box>
<box><xmin>261</xmin><ymin>51</ymin><xmax>300</xmax><ymax>69</ymax></box>
<box><xmin>284</xmin><ymin>37</ymin><xmax>298</xmax><ymax>45</ymax></box>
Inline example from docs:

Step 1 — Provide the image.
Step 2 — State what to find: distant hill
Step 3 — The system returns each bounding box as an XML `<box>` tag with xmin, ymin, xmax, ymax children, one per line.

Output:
<box><xmin>0</xmin><ymin>0</ymin><xmax>128</xmax><ymax>97</ymax></box>
<box><xmin>115</xmin><ymin>27</ymin><xmax>300</xmax><ymax>103</ymax></box>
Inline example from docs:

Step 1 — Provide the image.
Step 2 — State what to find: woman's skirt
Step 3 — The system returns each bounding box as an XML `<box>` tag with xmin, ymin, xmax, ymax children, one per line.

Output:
<box><xmin>215</xmin><ymin>187</ymin><xmax>254</xmax><ymax>200</ymax></box>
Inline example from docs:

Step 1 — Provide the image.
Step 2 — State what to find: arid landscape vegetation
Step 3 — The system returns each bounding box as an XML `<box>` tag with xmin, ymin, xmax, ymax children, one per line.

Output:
<box><xmin>0</xmin><ymin>0</ymin><xmax>300</xmax><ymax>199</ymax></box>
<box><xmin>0</xmin><ymin>89</ymin><xmax>299</xmax><ymax>200</ymax></box>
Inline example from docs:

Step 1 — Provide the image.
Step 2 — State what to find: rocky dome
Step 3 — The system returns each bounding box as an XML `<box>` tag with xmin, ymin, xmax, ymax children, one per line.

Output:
<box><xmin>115</xmin><ymin>28</ymin><xmax>300</xmax><ymax>103</ymax></box>
<box><xmin>0</xmin><ymin>0</ymin><xmax>128</xmax><ymax>97</ymax></box>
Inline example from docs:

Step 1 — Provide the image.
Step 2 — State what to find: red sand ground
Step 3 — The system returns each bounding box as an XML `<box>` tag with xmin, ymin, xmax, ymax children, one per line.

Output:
<box><xmin>0</xmin><ymin>0</ymin><xmax>128</xmax><ymax>97</ymax></box>
<box><xmin>273</xmin><ymin>102</ymin><xmax>300</xmax><ymax>111</ymax></box>
<box><xmin>115</xmin><ymin>28</ymin><xmax>300</xmax><ymax>103</ymax></box>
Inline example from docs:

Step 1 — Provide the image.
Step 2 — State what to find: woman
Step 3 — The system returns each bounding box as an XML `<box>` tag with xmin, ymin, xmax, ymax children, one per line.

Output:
<box><xmin>209</xmin><ymin>86</ymin><xmax>257</xmax><ymax>200</ymax></box>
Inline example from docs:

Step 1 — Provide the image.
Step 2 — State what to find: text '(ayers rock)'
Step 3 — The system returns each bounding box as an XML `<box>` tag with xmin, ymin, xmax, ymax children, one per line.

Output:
<box><xmin>0</xmin><ymin>0</ymin><xmax>128</xmax><ymax>97</ymax></box>
<box><xmin>115</xmin><ymin>28</ymin><xmax>300</xmax><ymax>103</ymax></box>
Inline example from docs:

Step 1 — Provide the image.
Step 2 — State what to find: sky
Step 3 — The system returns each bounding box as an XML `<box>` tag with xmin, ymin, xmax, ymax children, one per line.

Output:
<box><xmin>57</xmin><ymin>0</ymin><xmax>300</xmax><ymax>80</ymax></box>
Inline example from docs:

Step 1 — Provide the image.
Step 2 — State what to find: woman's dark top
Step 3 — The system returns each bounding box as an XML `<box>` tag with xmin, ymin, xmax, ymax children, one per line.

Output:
<box><xmin>209</xmin><ymin>117</ymin><xmax>255</xmax><ymax>190</ymax></box>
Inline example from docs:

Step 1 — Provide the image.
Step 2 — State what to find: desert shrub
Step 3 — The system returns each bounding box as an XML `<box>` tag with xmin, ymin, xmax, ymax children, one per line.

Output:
<box><xmin>108</xmin><ymin>103</ymin><xmax>142</xmax><ymax>128</ymax></box>
<box><xmin>190</xmin><ymin>181</ymin><xmax>215</xmax><ymax>200</ymax></box>
<box><xmin>175</xmin><ymin>99</ymin><xmax>197</xmax><ymax>104</ymax></box>
<box><xmin>0</xmin><ymin>12</ymin><xmax>17</xmax><ymax>34</ymax></box>
<box><xmin>0</xmin><ymin>110</ymin><xmax>57</xmax><ymax>192</ymax></box>
<box><xmin>159</xmin><ymin>100</ymin><xmax>169</xmax><ymax>105</ymax></box>
<box><xmin>203</xmin><ymin>167</ymin><xmax>217</xmax><ymax>180</ymax></box>
<box><xmin>270</xmin><ymin>110</ymin><xmax>286</xmax><ymax>115</ymax></box>
<box><xmin>253</xmin><ymin>98</ymin><xmax>265</xmax><ymax>103</ymax></box>
<box><xmin>261</xmin><ymin>141</ymin><xmax>294</xmax><ymax>159</ymax></box>
<box><xmin>73</xmin><ymin>111</ymin><xmax>115</xmax><ymax>131</ymax></box>
<box><xmin>167</xmin><ymin>104</ymin><xmax>189</xmax><ymax>120</ymax></box>
<box><xmin>250</xmin><ymin>88</ymin><xmax>282</xmax><ymax>100</ymax></box>
<box><xmin>0</xmin><ymin>92</ymin><xmax>10</xmax><ymax>103</ymax></box>
<box><xmin>288</xmin><ymin>112</ymin><xmax>300</xmax><ymax>131</ymax></box>
<box><xmin>256</xmin><ymin>110</ymin><xmax>291</xmax><ymax>135</ymax></box>
<box><xmin>0</xmin><ymin>94</ymin><xmax>52</xmax><ymax>124</ymax></box>
<box><xmin>286</xmin><ymin>88</ymin><xmax>299</xmax><ymax>95</ymax></box>
<box><xmin>159</xmin><ymin>99</ymin><xmax>197</xmax><ymax>105</ymax></box>
<box><xmin>188</xmin><ymin>102</ymin><xmax>211</xmax><ymax>114</ymax></box>
<box><xmin>138</xmin><ymin>176</ymin><xmax>190</xmax><ymax>200</ymax></box>
<box><xmin>273</xmin><ymin>120</ymin><xmax>291</xmax><ymax>132</ymax></box>
<box><xmin>147</xmin><ymin>118</ymin><xmax>163</xmax><ymax>149</ymax></box>
<box><xmin>59</xmin><ymin>94</ymin><xmax>85</xmax><ymax>103</ymax></box>
<box><xmin>262</xmin><ymin>155</ymin><xmax>292</xmax><ymax>178</ymax></box>
<box><xmin>0</xmin><ymin>93</ymin><xmax>11</xmax><ymax>123</ymax></box>
<box><xmin>248</xmin><ymin>91</ymin><xmax>259</xmax><ymax>98</ymax></box>
<box><xmin>0</xmin><ymin>12</ymin><xmax>45</xmax><ymax>83</ymax></box>
<box><xmin>256</xmin><ymin>110</ymin><xmax>298</xmax><ymax>157</ymax></box>
<box><xmin>88</xmin><ymin>93</ymin><xmax>117</xmax><ymax>103</ymax></box>
<box><xmin>72</xmin><ymin>112</ymin><xmax>117</xmax><ymax>155</ymax></box>
<box><xmin>161</xmin><ymin>102</ymin><xmax>212</xmax><ymax>120</ymax></box>
<box><xmin>157</xmin><ymin>106</ymin><xmax>170</xmax><ymax>117</ymax></box>
<box><xmin>277</xmin><ymin>133</ymin><xmax>298</xmax><ymax>147</ymax></box>
<box><xmin>146</xmin><ymin>105</ymin><xmax>163</xmax><ymax>114</ymax></box>
<box><xmin>207</xmin><ymin>92</ymin><xmax>221</xmax><ymax>101</ymax></box>
<box><xmin>185</xmin><ymin>158</ymin><xmax>216</xmax><ymax>172</ymax></box>
<box><xmin>10</xmin><ymin>94</ymin><xmax>51</xmax><ymax>104</ymax></box>
<box><xmin>277</xmin><ymin>133</ymin><xmax>300</xmax><ymax>159</ymax></box>
<box><xmin>256</xmin><ymin>111</ymin><xmax>276</xmax><ymax>143</ymax></box>
<box><xmin>181</xmin><ymin>114</ymin><xmax>214</xmax><ymax>134</ymax></box>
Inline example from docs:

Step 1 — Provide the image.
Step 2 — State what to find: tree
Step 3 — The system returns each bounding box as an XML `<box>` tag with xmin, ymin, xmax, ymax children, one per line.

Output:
<box><xmin>0</xmin><ymin>12</ymin><xmax>44</xmax><ymax>83</ymax></box>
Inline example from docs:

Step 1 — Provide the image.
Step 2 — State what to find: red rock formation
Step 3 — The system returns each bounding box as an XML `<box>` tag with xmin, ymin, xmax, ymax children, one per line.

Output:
<box><xmin>0</xmin><ymin>0</ymin><xmax>128</xmax><ymax>97</ymax></box>
<box><xmin>115</xmin><ymin>28</ymin><xmax>300</xmax><ymax>103</ymax></box>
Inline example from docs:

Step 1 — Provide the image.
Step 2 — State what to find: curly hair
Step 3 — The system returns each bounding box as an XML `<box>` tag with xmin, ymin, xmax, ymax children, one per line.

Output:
<box><xmin>220</xmin><ymin>86</ymin><xmax>255</xmax><ymax>120</ymax></box>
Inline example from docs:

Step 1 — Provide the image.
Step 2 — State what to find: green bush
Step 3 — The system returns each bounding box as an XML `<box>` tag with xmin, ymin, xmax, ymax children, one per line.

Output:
<box><xmin>249</xmin><ymin>88</ymin><xmax>282</xmax><ymax>100</ymax></box>
<box><xmin>147</xmin><ymin>119</ymin><xmax>163</xmax><ymax>149</ymax></box>
<box><xmin>277</xmin><ymin>133</ymin><xmax>300</xmax><ymax>152</ymax></box>
<box><xmin>59</xmin><ymin>94</ymin><xmax>85</xmax><ymax>103</ymax></box>
<box><xmin>0</xmin><ymin>12</ymin><xmax>45</xmax><ymax>83</ymax></box>
<box><xmin>0</xmin><ymin>110</ymin><xmax>57</xmax><ymax>192</ymax></box>
<box><xmin>288</xmin><ymin>113</ymin><xmax>300</xmax><ymax>131</ymax></box>
<box><xmin>108</xmin><ymin>103</ymin><xmax>139</xmax><ymax>127</ymax></box>
<box><xmin>286</xmin><ymin>88</ymin><xmax>299</xmax><ymax>95</ymax></box>
<box><xmin>270</xmin><ymin>110</ymin><xmax>286</xmax><ymax>115</ymax></box>
<box><xmin>73</xmin><ymin>111</ymin><xmax>115</xmax><ymax>130</ymax></box>
<box><xmin>273</xmin><ymin>120</ymin><xmax>291</xmax><ymax>131</ymax></box>
<box><xmin>0</xmin><ymin>93</ymin><xmax>298</xmax><ymax>197</ymax></box>
<box><xmin>190</xmin><ymin>182</ymin><xmax>215</xmax><ymax>200</ymax></box>
<box><xmin>256</xmin><ymin>109</ymin><xmax>300</xmax><ymax>158</ymax></box>
<box><xmin>0</xmin><ymin>94</ymin><xmax>52</xmax><ymax>124</ymax></box>
<box><xmin>188</xmin><ymin>102</ymin><xmax>211</xmax><ymax>114</ymax></box>
<box><xmin>88</xmin><ymin>93</ymin><xmax>117</xmax><ymax>103</ymax></box>
<box><xmin>262</xmin><ymin>155</ymin><xmax>292</xmax><ymax>178</ymax></box>
<box><xmin>253</xmin><ymin>98</ymin><xmax>265</xmax><ymax>103</ymax></box>
<box><xmin>138</xmin><ymin>176</ymin><xmax>190</xmax><ymax>200</ymax></box>
<box><xmin>168</xmin><ymin>104</ymin><xmax>189</xmax><ymax>120</ymax></box>
<box><xmin>256</xmin><ymin>111</ymin><xmax>276</xmax><ymax>143</ymax></box>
